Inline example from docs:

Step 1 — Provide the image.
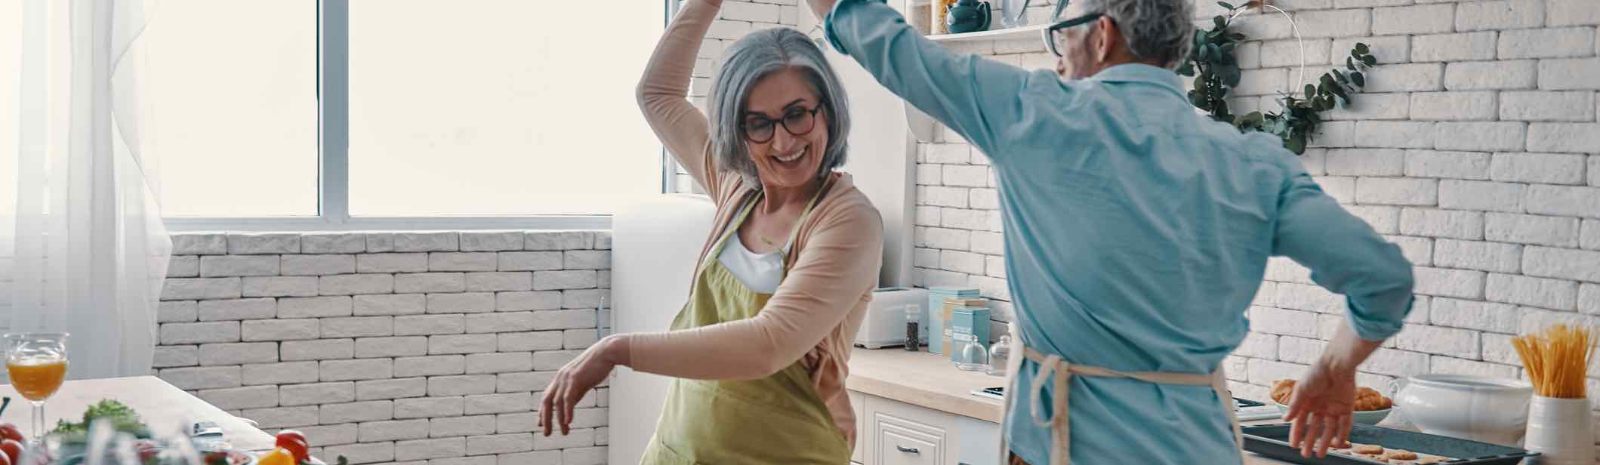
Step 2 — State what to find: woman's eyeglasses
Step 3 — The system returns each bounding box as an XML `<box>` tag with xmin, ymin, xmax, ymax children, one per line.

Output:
<box><xmin>742</xmin><ymin>105</ymin><xmax>823</xmax><ymax>143</ymax></box>
<box><xmin>1040</xmin><ymin>12</ymin><xmax>1105</xmax><ymax>57</ymax></box>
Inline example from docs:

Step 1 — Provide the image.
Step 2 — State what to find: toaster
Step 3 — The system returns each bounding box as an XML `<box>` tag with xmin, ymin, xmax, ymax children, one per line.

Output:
<box><xmin>854</xmin><ymin>287</ymin><xmax>930</xmax><ymax>349</ymax></box>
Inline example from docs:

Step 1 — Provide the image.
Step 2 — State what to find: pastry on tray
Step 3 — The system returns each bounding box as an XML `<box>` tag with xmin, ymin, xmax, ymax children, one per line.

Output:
<box><xmin>1335</xmin><ymin>443</ymin><xmax>1453</xmax><ymax>464</ymax></box>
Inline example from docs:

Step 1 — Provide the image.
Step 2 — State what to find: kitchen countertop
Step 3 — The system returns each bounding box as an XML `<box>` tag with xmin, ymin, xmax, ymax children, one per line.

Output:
<box><xmin>846</xmin><ymin>348</ymin><xmax>1007</xmax><ymax>423</ymax></box>
<box><xmin>846</xmin><ymin>348</ymin><xmax>1305</xmax><ymax>464</ymax></box>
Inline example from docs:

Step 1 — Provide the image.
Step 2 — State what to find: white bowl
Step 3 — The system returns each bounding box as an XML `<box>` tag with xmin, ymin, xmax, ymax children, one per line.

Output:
<box><xmin>1395</xmin><ymin>374</ymin><xmax>1532</xmax><ymax>446</ymax></box>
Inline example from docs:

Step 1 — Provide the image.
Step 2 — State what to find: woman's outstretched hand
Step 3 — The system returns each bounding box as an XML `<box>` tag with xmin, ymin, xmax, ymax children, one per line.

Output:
<box><xmin>539</xmin><ymin>335</ymin><xmax>628</xmax><ymax>436</ymax></box>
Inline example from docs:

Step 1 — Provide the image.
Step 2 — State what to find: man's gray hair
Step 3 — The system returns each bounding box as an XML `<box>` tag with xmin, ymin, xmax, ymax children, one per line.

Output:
<box><xmin>708</xmin><ymin>27</ymin><xmax>850</xmax><ymax>190</ymax></box>
<box><xmin>1073</xmin><ymin>0</ymin><xmax>1195</xmax><ymax>69</ymax></box>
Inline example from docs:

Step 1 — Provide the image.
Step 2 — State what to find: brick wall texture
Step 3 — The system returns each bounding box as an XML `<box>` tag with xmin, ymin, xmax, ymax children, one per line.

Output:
<box><xmin>157</xmin><ymin>231</ymin><xmax>611</xmax><ymax>465</ymax></box>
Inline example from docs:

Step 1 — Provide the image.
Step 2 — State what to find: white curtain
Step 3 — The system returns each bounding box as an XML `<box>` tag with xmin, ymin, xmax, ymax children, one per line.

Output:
<box><xmin>1</xmin><ymin>0</ymin><xmax>169</xmax><ymax>379</ymax></box>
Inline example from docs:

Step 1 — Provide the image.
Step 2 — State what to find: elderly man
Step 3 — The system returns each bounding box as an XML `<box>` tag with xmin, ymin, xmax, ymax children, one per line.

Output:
<box><xmin>805</xmin><ymin>0</ymin><xmax>1416</xmax><ymax>463</ymax></box>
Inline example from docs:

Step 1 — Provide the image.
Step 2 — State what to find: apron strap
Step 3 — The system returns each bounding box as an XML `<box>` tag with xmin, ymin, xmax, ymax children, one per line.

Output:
<box><xmin>1001</xmin><ymin>340</ymin><xmax>1243</xmax><ymax>465</ymax></box>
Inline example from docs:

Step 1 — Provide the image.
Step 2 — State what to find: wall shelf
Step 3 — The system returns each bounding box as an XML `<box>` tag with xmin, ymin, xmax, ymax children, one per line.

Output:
<box><xmin>926</xmin><ymin>24</ymin><xmax>1046</xmax><ymax>43</ymax></box>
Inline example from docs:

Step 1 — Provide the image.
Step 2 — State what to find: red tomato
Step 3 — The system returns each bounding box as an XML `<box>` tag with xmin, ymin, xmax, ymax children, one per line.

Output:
<box><xmin>0</xmin><ymin>439</ymin><xmax>22</xmax><ymax>464</ymax></box>
<box><xmin>274</xmin><ymin>430</ymin><xmax>310</xmax><ymax>463</ymax></box>
<box><xmin>0</xmin><ymin>448</ymin><xmax>11</xmax><ymax>465</ymax></box>
<box><xmin>0</xmin><ymin>425</ymin><xmax>20</xmax><ymax>444</ymax></box>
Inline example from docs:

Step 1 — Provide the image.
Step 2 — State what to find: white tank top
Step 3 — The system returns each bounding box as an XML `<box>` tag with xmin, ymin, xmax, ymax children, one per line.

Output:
<box><xmin>717</xmin><ymin>233</ymin><xmax>787</xmax><ymax>294</ymax></box>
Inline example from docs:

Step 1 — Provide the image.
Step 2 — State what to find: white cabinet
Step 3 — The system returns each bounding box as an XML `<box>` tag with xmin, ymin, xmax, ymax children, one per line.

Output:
<box><xmin>853</xmin><ymin>391</ymin><xmax>1002</xmax><ymax>465</ymax></box>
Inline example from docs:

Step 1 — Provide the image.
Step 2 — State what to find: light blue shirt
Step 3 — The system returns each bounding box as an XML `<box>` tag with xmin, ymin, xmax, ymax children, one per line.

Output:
<box><xmin>824</xmin><ymin>2</ymin><xmax>1415</xmax><ymax>464</ymax></box>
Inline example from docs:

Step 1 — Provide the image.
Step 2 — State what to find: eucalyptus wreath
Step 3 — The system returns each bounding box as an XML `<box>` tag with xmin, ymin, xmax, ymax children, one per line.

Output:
<box><xmin>1176</xmin><ymin>2</ymin><xmax>1378</xmax><ymax>154</ymax></box>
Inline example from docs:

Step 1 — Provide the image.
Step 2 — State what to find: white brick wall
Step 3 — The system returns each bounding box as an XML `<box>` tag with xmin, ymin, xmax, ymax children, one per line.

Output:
<box><xmin>157</xmin><ymin>231</ymin><xmax>611</xmax><ymax>465</ymax></box>
<box><xmin>909</xmin><ymin>0</ymin><xmax>1600</xmax><ymax>444</ymax></box>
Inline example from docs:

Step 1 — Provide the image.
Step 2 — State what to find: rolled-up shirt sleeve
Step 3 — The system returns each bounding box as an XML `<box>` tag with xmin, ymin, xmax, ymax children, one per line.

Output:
<box><xmin>824</xmin><ymin>0</ymin><xmax>1046</xmax><ymax>159</ymax></box>
<box><xmin>1271</xmin><ymin>160</ymin><xmax>1415</xmax><ymax>341</ymax></box>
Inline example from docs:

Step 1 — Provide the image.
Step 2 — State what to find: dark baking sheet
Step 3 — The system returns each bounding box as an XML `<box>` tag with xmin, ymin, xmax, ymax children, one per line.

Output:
<box><xmin>1243</xmin><ymin>424</ymin><xmax>1538</xmax><ymax>465</ymax></box>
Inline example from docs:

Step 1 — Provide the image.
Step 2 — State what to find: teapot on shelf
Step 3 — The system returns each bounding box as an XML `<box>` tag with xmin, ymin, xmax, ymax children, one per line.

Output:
<box><xmin>945</xmin><ymin>0</ymin><xmax>992</xmax><ymax>34</ymax></box>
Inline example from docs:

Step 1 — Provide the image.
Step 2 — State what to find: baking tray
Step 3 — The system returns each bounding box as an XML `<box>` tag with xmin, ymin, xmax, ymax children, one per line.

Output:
<box><xmin>1243</xmin><ymin>424</ymin><xmax>1538</xmax><ymax>465</ymax></box>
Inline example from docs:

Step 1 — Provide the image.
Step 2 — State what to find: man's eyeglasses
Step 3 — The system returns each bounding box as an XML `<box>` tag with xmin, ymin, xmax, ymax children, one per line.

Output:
<box><xmin>1040</xmin><ymin>12</ymin><xmax>1105</xmax><ymax>57</ymax></box>
<box><xmin>741</xmin><ymin>104</ymin><xmax>823</xmax><ymax>143</ymax></box>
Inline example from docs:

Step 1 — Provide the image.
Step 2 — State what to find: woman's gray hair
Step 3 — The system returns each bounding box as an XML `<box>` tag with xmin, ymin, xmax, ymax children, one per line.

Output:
<box><xmin>708</xmin><ymin>27</ymin><xmax>850</xmax><ymax>190</ymax></box>
<box><xmin>1075</xmin><ymin>0</ymin><xmax>1195</xmax><ymax>69</ymax></box>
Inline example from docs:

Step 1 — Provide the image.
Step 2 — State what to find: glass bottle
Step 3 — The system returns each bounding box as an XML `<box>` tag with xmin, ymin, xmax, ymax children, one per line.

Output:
<box><xmin>954</xmin><ymin>329</ymin><xmax>989</xmax><ymax>371</ymax></box>
<box><xmin>987</xmin><ymin>334</ymin><xmax>1012</xmax><ymax>377</ymax></box>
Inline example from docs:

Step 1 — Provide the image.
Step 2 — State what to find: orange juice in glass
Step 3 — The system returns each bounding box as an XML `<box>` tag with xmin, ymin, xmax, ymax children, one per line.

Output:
<box><xmin>4</xmin><ymin>332</ymin><xmax>69</xmax><ymax>443</ymax></box>
<box><xmin>7</xmin><ymin>357</ymin><xmax>66</xmax><ymax>401</ymax></box>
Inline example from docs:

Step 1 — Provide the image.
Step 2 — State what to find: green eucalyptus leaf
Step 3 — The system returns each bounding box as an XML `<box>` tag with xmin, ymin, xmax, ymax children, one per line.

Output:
<box><xmin>1214</xmin><ymin>16</ymin><xmax>1227</xmax><ymax>29</ymax></box>
<box><xmin>1361</xmin><ymin>54</ymin><xmax>1377</xmax><ymax>66</ymax></box>
<box><xmin>1332</xmin><ymin>69</ymin><xmax>1348</xmax><ymax>84</ymax></box>
<box><xmin>1286</xmin><ymin>132</ymin><xmax>1307</xmax><ymax>154</ymax></box>
<box><xmin>1354</xmin><ymin>43</ymin><xmax>1370</xmax><ymax>55</ymax></box>
<box><xmin>1223</xmin><ymin>66</ymin><xmax>1242</xmax><ymax>87</ymax></box>
<box><xmin>1219</xmin><ymin>1</ymin><xmax>1236</xmax><ymax>10</ymax></box>
<box><xmin>1347</xmin><ymin>57</ymin><xmax>1356</xmax><ymax>71</ymax></box>
<box><xmin>1350</xmin><ymin>72</ymin><xmax>1365</xmax><ymax>87</ymax></box>
<box><xmin>1304</xmin><ymin>84</ymin><xmax>1315</xmax><ymax>100</ymax></box>
<box><xmin>1328</xmin><ymin>84</ymin><xmax>1349</xmax><ymax>103</ymax></box>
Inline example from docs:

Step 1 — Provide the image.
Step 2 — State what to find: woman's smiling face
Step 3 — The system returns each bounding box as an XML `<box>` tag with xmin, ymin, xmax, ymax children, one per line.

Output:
<box><xmin>741</xmin><ymin>68</ymin><xmax>830</xmax><ymax>190</ymax></box>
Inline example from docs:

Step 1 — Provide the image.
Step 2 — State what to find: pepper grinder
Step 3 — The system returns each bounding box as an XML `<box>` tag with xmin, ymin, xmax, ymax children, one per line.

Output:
<box><xmin>903</xmin><ymin>305</ymin><xmax>921</xmax><ymax>351</ymax></box>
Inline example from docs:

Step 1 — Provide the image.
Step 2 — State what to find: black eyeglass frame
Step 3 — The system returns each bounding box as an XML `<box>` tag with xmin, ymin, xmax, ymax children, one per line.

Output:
<box><xmin>740</xmin><ymin>104</ymin><xmax>825</xmax><ymax>144</ymax></box>
<box><xmin>1040</xmin><ymin>12</ymin><xmax>1106</xmax><ymax>58</ymax></box>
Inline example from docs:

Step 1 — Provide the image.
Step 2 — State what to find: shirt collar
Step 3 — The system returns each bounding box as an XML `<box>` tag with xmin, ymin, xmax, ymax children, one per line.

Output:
<box><xmin>1089</xmin><ymin>63</ymin><xmax>1187</xmax><ymax>100</ymax></box>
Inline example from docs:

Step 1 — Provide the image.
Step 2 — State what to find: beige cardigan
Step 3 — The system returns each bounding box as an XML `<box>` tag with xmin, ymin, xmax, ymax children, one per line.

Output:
<box><xmin>622</xmin><ymin>0</ymin><xmax>884</xmax><ymax>445</ymax></box>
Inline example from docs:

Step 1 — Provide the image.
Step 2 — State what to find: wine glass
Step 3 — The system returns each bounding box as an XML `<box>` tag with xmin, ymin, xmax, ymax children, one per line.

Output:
<box><xmin>4</xmin><ymin>333</ymin><xmax>70</xmax><ymax>444</ymax></box>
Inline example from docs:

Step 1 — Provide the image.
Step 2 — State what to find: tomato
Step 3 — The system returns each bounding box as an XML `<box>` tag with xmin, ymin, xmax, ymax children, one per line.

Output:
<box><xmin>257</xmin><ymin>448</ymin><xmax>296</xmax><ymax>465</ymax></box>
<box><xmin>0</xmin><ymin>448</ymin><xmax>11</xmax><ymax>465</ymax></box>
<box><xmin>0</xmin><ymin>439</ymin><xmax>22</xmax><ymax>464</ymax></box>
<box><xmin>274</xmin><ymin>430</ymin><xmax>310</xmax><ymax>463</ymax></box>
<box><xmin>0</xmin><ymin>425</ymin><xmax>21</xmax><ymax>444</ymax></box>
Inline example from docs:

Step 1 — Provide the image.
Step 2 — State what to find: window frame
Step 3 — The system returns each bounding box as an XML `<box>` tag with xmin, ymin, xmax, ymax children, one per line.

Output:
<box><xmin>163</xmin><ymin>0</ymin><xmax>676</xmax><ymax>232</ymax></box>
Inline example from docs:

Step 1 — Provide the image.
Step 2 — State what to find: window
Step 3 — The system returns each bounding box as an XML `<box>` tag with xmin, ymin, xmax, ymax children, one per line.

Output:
<box><xmin>147</xmin><ymin>1</ymin><xmax>320</xmax><ymax>217</ymax></box>
<box><xmin>149</xmin><ymin>0</ymin><xmax>666</xmax><ymax>227</ymax></box>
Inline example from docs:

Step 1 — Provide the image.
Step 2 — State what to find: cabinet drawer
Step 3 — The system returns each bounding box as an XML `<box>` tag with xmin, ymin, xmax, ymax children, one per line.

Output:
<box><xmin>877</xmin><ymin>420</ymin><xmax>943</xmax><ymax>465</ymax></box>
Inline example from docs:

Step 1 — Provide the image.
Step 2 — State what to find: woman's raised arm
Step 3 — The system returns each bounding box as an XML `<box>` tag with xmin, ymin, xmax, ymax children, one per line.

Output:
<box><xmin>637</xmin><ymin>0</ymin><xmax>723</xmax><ymax>195</ymax></box>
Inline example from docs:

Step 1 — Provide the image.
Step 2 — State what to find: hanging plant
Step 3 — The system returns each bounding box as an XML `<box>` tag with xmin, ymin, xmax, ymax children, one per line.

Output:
<box><xmin>1177</xmin><ymin>2</ymin><xmax>1378</xmax><ymax>154</ymax></box>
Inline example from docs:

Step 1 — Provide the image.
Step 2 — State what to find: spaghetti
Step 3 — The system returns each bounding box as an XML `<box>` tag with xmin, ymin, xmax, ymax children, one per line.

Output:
<box><xmin>1512</xmin><ymin>324</ymin><xmax>1596</xmax><ymax>399</ymax></box>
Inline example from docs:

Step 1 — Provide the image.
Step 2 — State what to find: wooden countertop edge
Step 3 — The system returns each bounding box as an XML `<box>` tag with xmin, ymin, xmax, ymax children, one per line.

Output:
<box><xmin>845</xmin><ymin>349</ymin><xmax>1006</xmax><ymax>424</ymax></box>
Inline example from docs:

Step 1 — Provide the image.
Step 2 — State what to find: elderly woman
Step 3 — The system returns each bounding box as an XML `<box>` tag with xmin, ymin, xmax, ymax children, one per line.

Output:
<box><xmin>537</xmin><ymin>0</ymin><xmax>882</xmax><ymax>463</ymax></box>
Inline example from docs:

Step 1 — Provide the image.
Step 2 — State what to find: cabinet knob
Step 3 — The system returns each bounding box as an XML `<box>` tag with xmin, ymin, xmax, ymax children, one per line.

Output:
<box><xmin>895</xmin><ymin>445</ymin><xmax>921</xmax><ymax>454</ymax></box>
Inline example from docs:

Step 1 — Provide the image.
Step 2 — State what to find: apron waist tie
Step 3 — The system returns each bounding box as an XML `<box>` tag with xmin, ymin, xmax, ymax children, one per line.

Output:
<box><xmin>1010</xmin><ymin>346</ymin><xmax>1244</xmax><ymax>465</ymax></box>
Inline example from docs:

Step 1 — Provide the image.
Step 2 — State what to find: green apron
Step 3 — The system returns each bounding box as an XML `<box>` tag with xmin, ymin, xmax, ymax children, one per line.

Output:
<box><xmin>641</xmin><ymin>187</ymin><xmax>853</xmax><ymax>465</ymax></box>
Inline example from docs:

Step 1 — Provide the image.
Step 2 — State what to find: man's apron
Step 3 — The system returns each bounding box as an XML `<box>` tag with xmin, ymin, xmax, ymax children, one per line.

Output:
<box><xmin>1001</xmin><ymin>323</ymin><xmax>1244</xmax><ymax>465</ymax></box>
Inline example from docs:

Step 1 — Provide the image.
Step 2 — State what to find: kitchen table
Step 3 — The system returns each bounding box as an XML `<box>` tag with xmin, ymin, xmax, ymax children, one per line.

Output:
<box><xmin>0</xmin><ymin>376</ymin><xmax>275</xmax><ymax>452</ymax></box>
